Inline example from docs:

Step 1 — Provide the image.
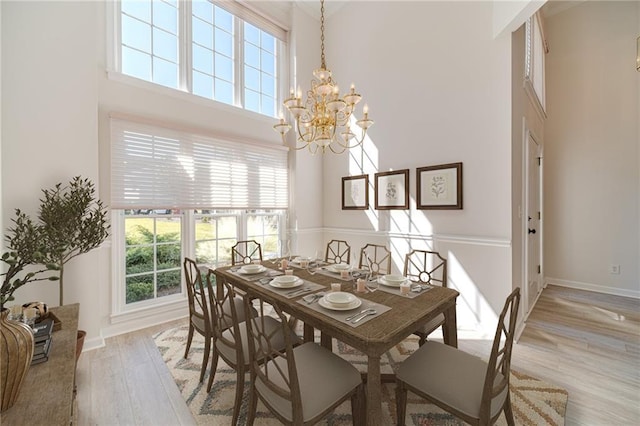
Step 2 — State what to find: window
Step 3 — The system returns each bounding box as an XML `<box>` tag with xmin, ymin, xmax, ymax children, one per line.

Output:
<box><xmin>125</xmin><ymin>210</ymin><xmax>182</xmax><ymax>304</ymax></box>
<box><xmin>525</xmin><ymin>12</ymin><xmax>547</xmax><ymax>114</ymax></box>
<box><xmin>120</xmin><ymin>0</ymin><xmax>179</xmax><ymax>89</ymax></box>
<box><xmin>111</xmin><ymin>116</ymin><xmax>289</xmax><ymax>312</ymax></box>
<box><xmin>117</xmin><ymin>0</ymin><xmax>286</xmax><ymax>117</ymax></box>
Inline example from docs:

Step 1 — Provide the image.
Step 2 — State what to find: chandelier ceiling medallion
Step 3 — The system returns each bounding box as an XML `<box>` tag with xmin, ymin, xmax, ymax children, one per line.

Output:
<box><xmin>273</xmin><ymin>0</ymin><xmax>374</xmax><ymax>154</ymax></box>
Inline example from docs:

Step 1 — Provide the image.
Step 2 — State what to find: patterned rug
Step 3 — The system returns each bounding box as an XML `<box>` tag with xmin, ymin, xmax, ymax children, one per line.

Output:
<box><xmin>153</xmin><ymin>325</ymin><xmax>568</xmax><ymax>425</ymax></box>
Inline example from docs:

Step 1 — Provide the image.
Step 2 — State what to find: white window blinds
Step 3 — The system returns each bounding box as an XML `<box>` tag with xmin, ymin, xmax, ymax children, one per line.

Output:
<box><xmin>110</xmin><ymin>117</ymin><xmax>289</xmax><ymax>210</ymax></box>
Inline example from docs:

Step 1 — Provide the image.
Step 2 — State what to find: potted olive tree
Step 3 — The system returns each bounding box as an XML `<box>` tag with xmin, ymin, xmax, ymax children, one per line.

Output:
<box><xmin>37</xmin><ymin>176</ymin><xmax>110</xmax><ymax>358</ymax></box>
<box><xmin>38</xmin><ymin>176</ymin><xmax>110</xmax><ymax>307</ymax></box>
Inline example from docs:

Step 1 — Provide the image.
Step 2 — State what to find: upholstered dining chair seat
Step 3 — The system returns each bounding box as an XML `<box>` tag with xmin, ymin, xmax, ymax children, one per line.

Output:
<box><xmin>397</xmin><ymin>341</ymin><xmax>508</xmax><ymax>420</ymax></box>
<box><xmin>255</xmin><ymin>342</ymin><xmax>363</xmax><ymax>423</ymax></box>
<box><xmin>216</xmin><ymin>315</ymin><xmax>298</xmax><ymax>366</ymax></box>
<box><xmin>192</xmin><ymin>296</ymin><xmax>254</xmax><ymax>332</ymax></box>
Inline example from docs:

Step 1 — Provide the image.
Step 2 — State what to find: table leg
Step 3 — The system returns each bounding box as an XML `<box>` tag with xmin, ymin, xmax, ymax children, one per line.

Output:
<box><xmin>365</xmin><ymin>354</ymin><xmax>383</xmax><ymax>426</ymax></box>
<box><xmin>442</xmin><ymin>303</ymin><xmax>458</xmax><ymax>348</ymax></box>
<box><xmin>320</xmin><ymin>332</ymin><xmax>332</xmax><ymax>350</ymax></box>
<box><xmin>303</xmin><ymin>323</ymin><xmax>314</xmax><ymax>343</ymax></box>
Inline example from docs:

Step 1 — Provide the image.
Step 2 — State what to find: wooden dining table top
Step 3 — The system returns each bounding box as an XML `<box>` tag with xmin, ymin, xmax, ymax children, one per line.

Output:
<box><xmin>216</xmin><ymin>263</ymin><xmax>457</xmax><ymax>345</ymax></box>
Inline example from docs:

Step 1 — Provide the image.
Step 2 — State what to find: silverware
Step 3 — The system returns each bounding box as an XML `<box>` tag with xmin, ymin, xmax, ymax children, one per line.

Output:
<box><xmin>285</xmin><ymin>287</ymin><xmax>310</xmax><ymax>296</ymax></box>
<box><xmin>345</xmin><ymin>308</ymin><xmax>375</xmax><ymax>322</ymax></box>
<box><xmin>303</xmin><ymin>293</ymin><xmax>322</xmax><ymax>304</ymax></box>
<box><xmin>352</xmin><ymin>309</ymin><xmax>377</xmax><ymax>323</ymax></box>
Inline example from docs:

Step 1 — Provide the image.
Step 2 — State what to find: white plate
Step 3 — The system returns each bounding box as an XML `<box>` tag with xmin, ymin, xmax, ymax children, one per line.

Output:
<box><xmin>326</xmin><ymin>264</ymin><xmax>353</xmax><ymax>273</ymax></box>
<box><xmin>325</xmin><ymin>291</ymin><xmax>357</xmax><ymax>306</ymax></box>
<box><xmin>238</xmin><ymin>265</ymin><xmax>266</xmax><ymax>274</ymax></box>
<box><xmin>292</xmin><ymin>256</ymin><xmax>313</xmax><ymax>264</ymax></box>
<box><xmin>318</xmin><ymin>296</ymin><xmax>362</xmax><ymax>311</ymax></box>
<box><xmin>269</xmin><ymin>278</ymin><xmax>304</xmax><ymax>289</ymax></box>
<box><xmin>378</xmin><ymin>277</ymin><xmax>410</xmax><ymax>288</ymax></box>
<box><xmin>383</xmin><ymin>274</ymin><xmax>406</xmax><ymax>284</ymax></box>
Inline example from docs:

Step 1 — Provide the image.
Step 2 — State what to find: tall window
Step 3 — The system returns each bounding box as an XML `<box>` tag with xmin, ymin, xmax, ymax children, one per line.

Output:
<box><xmin>117</xmin><ymin>0</ymin><xmax>286</xmax><ymax>117</ymax></box>
<box><xmin>111</xmin><ymin>116</ymin><xmax>289</xmax><ymax>312</ymax></box>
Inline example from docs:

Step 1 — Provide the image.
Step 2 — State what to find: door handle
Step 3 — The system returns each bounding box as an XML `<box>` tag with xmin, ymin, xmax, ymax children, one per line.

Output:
<box><xmin>528</xmin><ymin>228</ymin><xmax>536</xmax><ymax>234</ymax></box>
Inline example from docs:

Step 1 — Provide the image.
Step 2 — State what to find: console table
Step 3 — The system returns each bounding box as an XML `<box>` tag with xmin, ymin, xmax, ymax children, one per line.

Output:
<box><xmin>2</xmin><ymin>303</ymin><xmax>79</xmax><ymax>425</ymax></box>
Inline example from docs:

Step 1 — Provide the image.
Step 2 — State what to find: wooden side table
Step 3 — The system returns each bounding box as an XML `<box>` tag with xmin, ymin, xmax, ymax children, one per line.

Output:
<box><xmin>2</xmin><ymin>303</ymin><xmax>79</xmax><ymax>425</ymax></box>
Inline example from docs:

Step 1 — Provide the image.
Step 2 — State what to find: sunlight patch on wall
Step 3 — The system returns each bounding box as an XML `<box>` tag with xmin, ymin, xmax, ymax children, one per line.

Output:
<box><xmin>448</xmin><ymin>251</ymin><xmax>498</xmax><ymax>339</ymax></box>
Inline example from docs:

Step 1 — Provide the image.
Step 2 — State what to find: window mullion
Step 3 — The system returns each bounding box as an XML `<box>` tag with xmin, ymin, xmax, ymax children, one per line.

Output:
<box><xmin>180</xmin><ymin>0</ymin><xmax>192</xmax><ymax>93</ymax></box>
<box><xmin>236</xmin><ymin>16</ymin><xmax>244</xmax><ymax>108</ymax></box>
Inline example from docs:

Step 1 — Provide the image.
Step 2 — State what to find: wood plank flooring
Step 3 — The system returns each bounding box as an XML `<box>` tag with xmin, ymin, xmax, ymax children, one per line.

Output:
<box><xmin>75</xmin><ymin>285</ymin><xmax>640</xmax><ymax>425</ymax></box>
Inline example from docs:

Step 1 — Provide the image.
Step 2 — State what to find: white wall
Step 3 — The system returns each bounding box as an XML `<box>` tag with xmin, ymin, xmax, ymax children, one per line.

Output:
<box><xmin>319</xmin><ymin>1</ymin><xmax>515</xmax><ymax>333</ymax></box>
<box><xmin>2</xmin><ymin>1</ymin><xmax>103</xmax><ymax>340</ymax></box>
<box><xmin>545</xmin><ymin>1</ymin><xmax>639</xmax><ymax>298</ymax></box>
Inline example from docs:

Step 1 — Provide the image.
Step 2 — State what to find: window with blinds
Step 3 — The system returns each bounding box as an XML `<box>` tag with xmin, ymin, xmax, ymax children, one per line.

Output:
<box><xmin>110</xmin><ymin>117</ymin><xmax>289</xmax><ymax>210</ymax></box>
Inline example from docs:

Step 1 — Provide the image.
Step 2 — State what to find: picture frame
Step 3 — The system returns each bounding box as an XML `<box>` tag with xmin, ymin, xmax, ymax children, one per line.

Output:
<box><xmin>374</xmin><ymin>169</ymin><xmax>409</xmax><ymax>210</ymax></box>
<box><xmin>416</xmin><ymin>162</ymin><xmax>463</xmax><ymax>210</ymax></box>
<box><xmin>342</xmin><ymin>174</ymin><xmax>369</xmax><ymax>210</ymax></box>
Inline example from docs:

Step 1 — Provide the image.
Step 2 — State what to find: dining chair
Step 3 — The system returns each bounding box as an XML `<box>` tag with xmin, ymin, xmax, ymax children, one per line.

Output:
<box><xmin>403</xmin><ymin>249</ymin><xmax>448</xmax><ymax>346</ymax></box>
<box><xmin>324</xmin><ymin>239</ymin><xmax>351</xmax><ymax>264</ymax></box>
<box><xmin>243</xmin><ymin>292</ymin><xmax>366</xmax><ymax>426</ymax></box>
<box><xmin>206</xmin><ymin>272</ymin><xmax>297</xmax><ymax>426</ymax></box>
<box><xmin>183</xmin><ymin>257</ymin><xmax>251</xmax><ymax>383</ymax></box>
<box><xmin>231</xmin><ymin>240</ymin><xmax>263</xmax><ymax>265</ymax></box>
<box><xmin>358</xmin><ymin>243</ymin><xmax>392</xmax><ymax>276</ymax></box>
<box><xmin>395</xmin><ymin>287</ymin><xmax>521</xmax><ymax>426</ymax></box>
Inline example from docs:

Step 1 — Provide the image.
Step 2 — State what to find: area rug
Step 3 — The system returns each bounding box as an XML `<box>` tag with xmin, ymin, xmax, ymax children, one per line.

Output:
<box><xmin>154</xmin><ymin>325</ymin><xmax>568</xmax><ymax>425</ymax></box>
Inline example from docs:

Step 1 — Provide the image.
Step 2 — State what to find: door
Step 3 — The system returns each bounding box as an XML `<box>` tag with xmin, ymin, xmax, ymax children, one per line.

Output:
<box><xmin>525</xmin><ymin>132</ymin><xmax>542</xmax><ymax>314</ymax></box>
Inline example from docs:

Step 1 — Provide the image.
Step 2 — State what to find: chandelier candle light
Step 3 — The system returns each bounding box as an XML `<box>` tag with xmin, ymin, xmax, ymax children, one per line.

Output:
<box><xmin>273</xmin><ymin>0</ymin><xmax>374</xmax><ymax>154</ymax></box>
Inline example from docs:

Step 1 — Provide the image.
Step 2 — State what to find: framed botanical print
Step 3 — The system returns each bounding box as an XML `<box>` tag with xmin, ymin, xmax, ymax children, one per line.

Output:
<box><xmin>374</xmin><ymin>169</ymin><xmax>409</xmax><ymax>210</ymax></box>
<box><xmin>342</xmin><ymin>174</ymin><xmax>369</xmax><ymax>210</ymax></box>
<box><xmin>416</xmin><ymin>162</ymin><xmax>463</xmax><ymax>210</ymax></box>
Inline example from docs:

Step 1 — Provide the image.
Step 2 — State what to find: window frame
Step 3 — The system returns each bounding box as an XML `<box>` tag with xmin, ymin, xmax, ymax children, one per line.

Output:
<box><xmin>524</xmin><ymin>12</ymin><xmax>547</xmax><ymax>120</ymax></box>
<box><xmin>107</xmin><ymin>0</ymin><xmax>287</xmax><ymax>118</ymax></box>
<box><xmin>112</xmin><ymin>208</ymin><xmax>286</xmax><ymax>316</ymax></box>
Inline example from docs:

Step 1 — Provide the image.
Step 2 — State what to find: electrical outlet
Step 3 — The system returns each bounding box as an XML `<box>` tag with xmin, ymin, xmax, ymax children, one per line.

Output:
<box><xmin>610</xmin><ymin>264</ymin><xmax>620</xmax><ymax>275</ymax></box>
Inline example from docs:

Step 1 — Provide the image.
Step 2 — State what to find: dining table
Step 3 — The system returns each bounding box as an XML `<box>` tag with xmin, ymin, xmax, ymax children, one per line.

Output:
<box><xmin>213</xmin><ymin>260</ymin><xmax>459</xmax><ymax>426</ymax></box>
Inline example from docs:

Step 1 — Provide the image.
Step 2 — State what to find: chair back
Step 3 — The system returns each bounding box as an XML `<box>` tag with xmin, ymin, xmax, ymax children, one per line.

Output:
<box><xmin>243</xmin><ymin>294</ymin><xmax>303</xmax><ymax>424</ymax></box>
<box><xmin>403</xmin><ymin>249</ymin><xmax>447</xmax><ymax>286</ymax></box>
<box><xmin>359</xmin><ymin>243</ymin><xmax>392</xmax><ymax>276</ymax></box>
<box><xmin>231</xmin><ymin>240</ymin><xmax>263</xmax><ymax>265</ymax></box>
<box><xmin>325</xmin><ymin>239</ymin><xmax>351</xmax><ymax>264</ymax></box>
<box><xmin>479</xmin><ymin>287</ymin><xmax>521</xmax><ymax>423</ymax></box>
<box><xmin>206</xmin><ymin>271</ymin><xmax>243</xmax><ymax>363</ymax></box>
<box><xmin>183</xmin><ymin>257</ymin><xmax>213</xmax><ymax>334</ymax></box>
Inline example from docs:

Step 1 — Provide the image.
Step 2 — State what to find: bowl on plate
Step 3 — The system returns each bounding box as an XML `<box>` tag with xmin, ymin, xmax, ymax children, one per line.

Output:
<box><xmin>383</xmin><ymin>274</ymin><xmax>406</xmax><ymax>284</ymax></box>
<box><xmin>241</xmin><ymin>264</ymin><xmax>262</xmax><ymax>273</ymax></box>
<box><xmin>272</xmin><ymin>275</ymin><xmax>298</xmax><ymax>286</ymax></box>
<box><xmin>294</xmin><ymin>256</ymin><xmax>312</xmax><ymax>263</ymax></box>
<box><xmin>324</xmin><ymin>291</ymin><xmax>356</xmax><ymax>307</ymax></box>
<box><xmin>332</xmin><ymin>263</ymin><xmax>351</xmax><ymax>271</ymax></box>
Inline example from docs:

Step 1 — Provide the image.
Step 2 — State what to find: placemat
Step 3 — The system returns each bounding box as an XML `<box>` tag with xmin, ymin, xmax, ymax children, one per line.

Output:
<box><xmin>257</xmin><ymin>277</ymin><xmax>325</xmax><ymax>299</ymax></box>
<box><xmin>375</xmin><ymin>281</ymin><xmax>434</xmax><ymax>299</ymax></box>
<box><xmin>298</xmin><ymin>295</ymin><xmax>391</xmax><ymax>327</ymax></box>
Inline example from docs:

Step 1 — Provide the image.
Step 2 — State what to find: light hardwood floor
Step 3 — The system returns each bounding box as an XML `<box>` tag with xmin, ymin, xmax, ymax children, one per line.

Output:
<box><xmin>75</xmin><ymin>285</ymin><xmax>640</xmax><ymax>425</ymax></box>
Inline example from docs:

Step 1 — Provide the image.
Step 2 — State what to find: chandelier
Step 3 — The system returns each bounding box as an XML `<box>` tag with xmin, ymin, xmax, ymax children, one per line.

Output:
<box><xmin>273</xmin><ymin>0</ymin><xmax>374</xmax><ymax>154</ymax></box>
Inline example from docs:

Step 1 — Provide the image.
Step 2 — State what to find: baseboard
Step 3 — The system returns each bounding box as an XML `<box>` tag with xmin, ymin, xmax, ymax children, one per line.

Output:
<box><xmin>83</xmin><ymin>335</ymin><xmax>106</xmax><ymax>352</ymax></box>
<box><xmin>546</xmin><ymin>277</ymin><xmax>640</xmax><ymax>299</ymax></box>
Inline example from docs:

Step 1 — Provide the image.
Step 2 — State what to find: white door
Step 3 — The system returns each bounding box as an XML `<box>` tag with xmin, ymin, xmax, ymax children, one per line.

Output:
<box><xmin>525</xmin><ymin>133</ymin><xmax>542</xmax><ymax>313</ymax></box>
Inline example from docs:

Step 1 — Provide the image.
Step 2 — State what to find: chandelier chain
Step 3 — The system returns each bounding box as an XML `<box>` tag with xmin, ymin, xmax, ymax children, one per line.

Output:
<box><xmin>320</xmin><ymin>0</ymin><xmax>326</xmax><ymax>69</ymax></box>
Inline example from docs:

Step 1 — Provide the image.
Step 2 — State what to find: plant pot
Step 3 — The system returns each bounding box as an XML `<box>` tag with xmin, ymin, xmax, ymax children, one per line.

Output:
<box><xmin>75</xmin><ymin>330</ymin><xmax>86</xmax><ymax>363</ymax></box>
<box><xmin>0</xmin><ymin>309</ymin><xmax>35</xmax><ymax>412</ymax></box>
